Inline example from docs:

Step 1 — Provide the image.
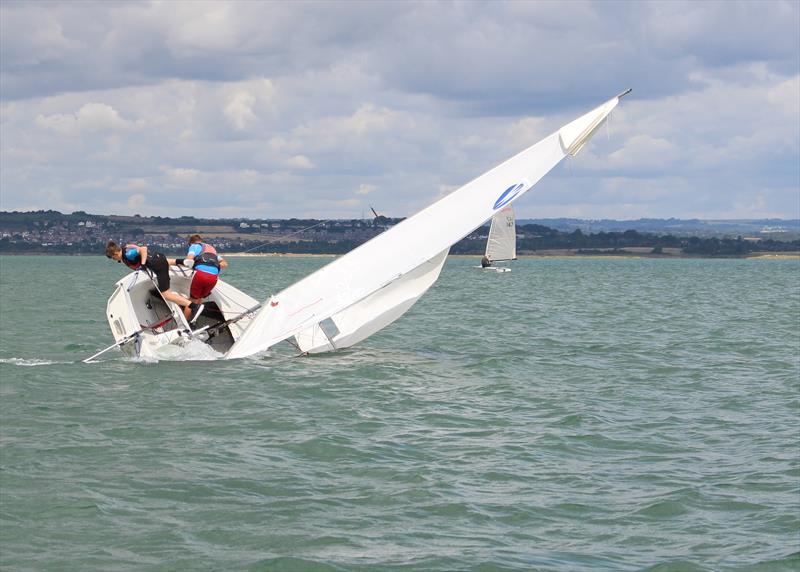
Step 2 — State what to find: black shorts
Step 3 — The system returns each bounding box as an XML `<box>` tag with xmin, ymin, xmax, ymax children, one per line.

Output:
<box><xmin>144</xmin><ymin>253</ymin><xmax>170</xmax><ymax>292</ymax></box>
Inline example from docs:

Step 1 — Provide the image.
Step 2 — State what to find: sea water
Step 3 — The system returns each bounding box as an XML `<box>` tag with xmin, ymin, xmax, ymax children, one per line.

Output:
<box><xmin>0</xmin><ymin>255</ymin><xmax>798</xmax><ymax>571</ymax></box>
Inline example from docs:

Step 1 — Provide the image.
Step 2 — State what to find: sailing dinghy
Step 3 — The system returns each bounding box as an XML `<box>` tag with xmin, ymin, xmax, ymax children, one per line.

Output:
<box><xmin>223</xmin><ymin>90</ymin><xmax>630</xmax><ymax>359</ymax></box>
<box><xmin>93</xmin><ymin>266</ymin><xmax>259</xmax><ymax>360</ymax></box>
<box><xmin>477</xmin><ymin>206</ymin><xmax>516</xmax><ymax>272</ymax></box>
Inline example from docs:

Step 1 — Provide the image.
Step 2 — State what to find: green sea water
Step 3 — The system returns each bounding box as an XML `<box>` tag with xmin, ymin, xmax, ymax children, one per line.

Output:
<box><xmin>1</xmin><ymin>255</ymin><xmax>798</xmax><ymax>571</ymax></box>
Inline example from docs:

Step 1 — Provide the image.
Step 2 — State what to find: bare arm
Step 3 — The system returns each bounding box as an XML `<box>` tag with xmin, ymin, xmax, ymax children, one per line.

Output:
<box><xmin>172</xmin><ymin>245</ymin><xmax>199</xmax><ymax>267</ymax></box>
<box><xmin>138</xmin><ymin>246</ymin><xmax>148</xmax><ymax>263</ymax></box>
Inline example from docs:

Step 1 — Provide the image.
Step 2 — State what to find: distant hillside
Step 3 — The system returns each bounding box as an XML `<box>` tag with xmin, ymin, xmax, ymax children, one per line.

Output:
<box><xmin>1</xmin><ymin>210</ymin><xmax>798</xmax><ymax>257</ymax></box>
<box><xmin>516</xmin><ymin>218</ymin><xmax>800</xmax><ymax>238</ymax></box>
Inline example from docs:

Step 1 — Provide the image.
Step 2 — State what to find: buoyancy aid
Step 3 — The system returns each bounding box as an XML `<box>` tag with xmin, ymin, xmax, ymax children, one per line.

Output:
<box><xmin>193</xmin><ymin>243</ymin><xmax>220</xmax><ymax>271</ymax></box>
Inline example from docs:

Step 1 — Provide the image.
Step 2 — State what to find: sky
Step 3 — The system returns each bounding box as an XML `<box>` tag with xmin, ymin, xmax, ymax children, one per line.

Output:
<box><xmin>1</xmin><ymin>0</ymin><xmax>798</xmax><ymax>221</ymax></box>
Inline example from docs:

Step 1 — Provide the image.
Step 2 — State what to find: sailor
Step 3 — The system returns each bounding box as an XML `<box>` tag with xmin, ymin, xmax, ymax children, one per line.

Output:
<box><xmin>481</xmin><ymin>255</ymin><xmax>492</xmax><ymax>268</ymax></box>
<box><xmin>172</xmin><ymin>234</ymin><xmax>228</xmax><ymax>314</ymax></box>
<box><xmin>105</xmin><ymin>240</ymin><xmax>204</xmax><ymax>323</ymax></box>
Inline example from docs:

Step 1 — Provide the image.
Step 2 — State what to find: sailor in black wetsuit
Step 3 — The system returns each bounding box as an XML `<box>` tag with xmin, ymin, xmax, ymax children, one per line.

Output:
<box><xmin>105</xmin><ymin>240</ymin><xmax>204</xmax><ymax>323</ymax></box>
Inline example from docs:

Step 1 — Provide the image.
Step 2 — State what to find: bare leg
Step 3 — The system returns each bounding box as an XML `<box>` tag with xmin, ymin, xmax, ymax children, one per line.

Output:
<box><xmin>188</xmin><ymin>275</ymin><xmax>206</xmax><ymax>317</ymax></box>
<box><xmin>160</xmin><ymin>289</ymin><xmax>193</xmax><ymax>319</ymax></box>
<box><xmin>185</xmin><ymin>296</ymin><xmax>204</xmax><ymax>319</ymax></box>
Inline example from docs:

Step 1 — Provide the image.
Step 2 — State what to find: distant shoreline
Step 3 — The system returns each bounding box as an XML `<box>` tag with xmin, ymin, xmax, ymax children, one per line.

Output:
<box><xmin>2</xmin><ymin>251</ymin><xmax>798</xmax><ymax>259</ymax></box>
<box><xmin>224</xmin><ymin>252</ymin><xmax>800</xmax><ymax>260</ymax></box>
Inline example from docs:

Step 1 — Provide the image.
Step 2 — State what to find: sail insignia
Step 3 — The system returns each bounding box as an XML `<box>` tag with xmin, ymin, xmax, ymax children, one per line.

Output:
<box><xmin>493</xmin><ymin>180</ymin><xmax>529</xmax><ymax>210</ymax></box>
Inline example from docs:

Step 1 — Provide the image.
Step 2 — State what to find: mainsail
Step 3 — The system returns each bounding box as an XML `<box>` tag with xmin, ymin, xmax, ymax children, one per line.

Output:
<box><xmin>485</xmin><ymin>206</ymin><xmax>516</xmax><ymax>262</ymax></box>
<box><xmin>225</xmin><ymin>90</ymin><xmax>629</xmax><ymax>359</ymax></box>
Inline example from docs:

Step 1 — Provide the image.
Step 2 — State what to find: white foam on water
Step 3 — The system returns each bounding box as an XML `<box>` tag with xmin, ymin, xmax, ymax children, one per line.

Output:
<box><xmin>150</xmin><ymin>338</ymin><xmax>223</xmax><ymax>361</ymax></box>
<box><xmin>87</xmin><ymin>338</ymin><xmax>223</xmax><ymax>364</ymax></box>
<box><xmin>0</xmin><ymin>358</ymin><xmax>62</xmax><ymax>367</ymax></box>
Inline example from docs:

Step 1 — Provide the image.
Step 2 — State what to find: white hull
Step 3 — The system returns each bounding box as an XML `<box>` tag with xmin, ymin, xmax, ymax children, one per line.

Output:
<box><xmin>473</xmin><ymin>266</ymin><xmax>512</xmax><ymax>273</ymax></box>
<box><xmin>105</xmin><ymin>267</ymin><xmax>259</xmax><ymax>359</ymax></box>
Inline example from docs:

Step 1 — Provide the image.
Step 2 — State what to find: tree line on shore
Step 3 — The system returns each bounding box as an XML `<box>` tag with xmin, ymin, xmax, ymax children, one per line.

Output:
<box><xmin>2</xmin><ymin>222</ymin><xmax>798</xmax><ymax>257</ymax></box>
<box><xmin>0</xmin><ymin>211</ymin><xmax>800</xmax><ymax>256</ymax></box>
<box><xmin>452</xmin><ymin>225</ymin><xmax>799</xmax><ymax>256</ymax></box>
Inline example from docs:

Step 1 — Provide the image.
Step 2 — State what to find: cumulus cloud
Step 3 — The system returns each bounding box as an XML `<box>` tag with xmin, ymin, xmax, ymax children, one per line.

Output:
<box><xmin>1</xmin><ymin>1</ymin><xmax>798</xmax><ymax>219</ymax></box>
<box><xmin>126</xmin><ymin>193</ymin><xmax>147</xmax><ymax>210</ymax></box>
<box><xmin>287</xmin><ymin>155</ymin><xmax>315</xmax><ymax>170</ymax></box>
<box><xmin>356</xmin><ymin>183</ymin><xmax>378</xmax><ymax>195</ymax></box>
<box><xmin>160</xmin><ymin>166</ymin><xmax>201</xmax><ymax>187</ymax></box>
<box><xmin>224</xmin><ymin>91</ymin><xmax>257</xmax><ymax>131</ymax></box>
<box><xmin>36</xmin><ymin>102</ymin><xmax>132</xmax><ymax>135</ymax></box>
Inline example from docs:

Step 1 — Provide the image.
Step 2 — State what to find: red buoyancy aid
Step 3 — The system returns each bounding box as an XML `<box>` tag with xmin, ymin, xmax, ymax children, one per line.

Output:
<box><xmin>194</xmin><ymin>243</ymin><xmax>220</xmax><ymax>270</ymax></box>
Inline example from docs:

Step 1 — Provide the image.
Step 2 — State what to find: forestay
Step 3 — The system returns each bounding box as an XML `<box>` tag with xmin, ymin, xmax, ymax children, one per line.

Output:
<box><xmin>226</xmin><ymin>90</ymin><xmax>629</xmax><ymax>359</ymax></box>
<box><xmin>485</xmin><ymin>206</ymin><xmax>516</xmax><ymax>262</ymax></box>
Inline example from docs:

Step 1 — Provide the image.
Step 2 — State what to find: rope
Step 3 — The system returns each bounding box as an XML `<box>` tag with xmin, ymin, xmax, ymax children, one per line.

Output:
<box><xmin>261</xmin><ymin>336</ymin><xmax>307</xmax><ymax>358</ymax></box>
<box><xmin>212</xmin><ymin>287</ymin><xmax>252</xmax><ymax>314</ymax></box>
<box><xmin>241</xmin><ymin>220</ymin><xmax>334</xmax><ymax>253</ymax></box>
<box><xmin>140</xmin><ymin>314</ymin><xmax>176</xmax><ymax>331</ymax></box>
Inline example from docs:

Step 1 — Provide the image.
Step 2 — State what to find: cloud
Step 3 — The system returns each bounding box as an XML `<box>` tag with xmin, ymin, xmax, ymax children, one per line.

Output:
<box><xmin>607</xmin><ymin>135</ymin><xmax>681</xmax><ymax>170</ymax></box>
<box><xmin>0</xmin><ymin>1</ymin><xmax>798</xmax><ymax>220</ymax></box>
<box><xmin>110</xmin><ymin>178</ymin><xmax>150</xmax><ymax>193</ymax></box>
<box><xmin>160</xmin><ymin>166</ymin><xmax>201</xmax><ymax>187</ymax></box>
<box><xmin>224</xmin><ymin>91</ymin><xmax>257</xmax><ymax>131</ymax></box>
<box><xmin>287</xmin><ymin>155</ymin><xmax>315</xmax><ymax>170</ymax></box>
<box><xmin>126</xmin><ymin>193</ymin><xmax>147</xmax><ymax>210</ymax></box>
<box><xmin>356</xmin><ymin>183</ymin><xmax>378</xmax><ymax>195</ymax></box>
<box><xmin>36</xmin><ymin>102</ymin><xmax>132</xmax><ymax>135</ymax></box>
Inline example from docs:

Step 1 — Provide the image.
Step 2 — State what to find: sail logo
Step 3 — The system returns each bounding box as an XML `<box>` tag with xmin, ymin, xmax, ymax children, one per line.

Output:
<box><xmin>493</xmin><ymin>182</ymin><xmax>526</xmax><ymax>210</ymax></box>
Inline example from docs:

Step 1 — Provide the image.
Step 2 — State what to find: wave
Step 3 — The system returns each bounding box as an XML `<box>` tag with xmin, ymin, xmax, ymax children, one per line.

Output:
<box><xmin>146</xmin><ymin>338</ymin><xmax>222</xmax><ymax>362</ymax></box>
<box><xmin>0</xmin><ymin>357</ymin><xmax>63</xmax><ymax>367</ymax></box>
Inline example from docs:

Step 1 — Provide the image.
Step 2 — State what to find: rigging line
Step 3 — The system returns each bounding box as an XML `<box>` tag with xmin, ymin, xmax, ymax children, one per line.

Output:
<box><xmin>213</xmin><ymin>288</ymin><xmax>252</xmax><ymax>314</ymax></box>
<box><xmin>281</xmin><ymin>337</ymin><xmax>310</xmax><ymax>358</ymax></box>
<box><xmin>141</xmin><ymin>269</ymin><xmax>181</xmax><ymax>327</ymax></box>
<box><xmin>126</xmin><ymin>271</ymin><xmax>140</xmax><ymax>292</ymax></box>
<box><xmin>172</xmin><ymin>264</ymin><xmax>192</xmax><ymax>277</ymax></box>
<box><xmin>241</xmin><ymin>220</ymin><xmax>334</xmax><ymax>253</ymax></box>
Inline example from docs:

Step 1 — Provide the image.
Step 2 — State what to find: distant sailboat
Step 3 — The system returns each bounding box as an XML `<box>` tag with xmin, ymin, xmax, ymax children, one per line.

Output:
<box><xmin>224</xmin><ymin>89</ymin><xmax>630</xmax><ymax>359</ymax></box>
<box><xmin>478</xmin><ymin>206</ymin><xmax>516</xmax><ymax>272</ymax></box>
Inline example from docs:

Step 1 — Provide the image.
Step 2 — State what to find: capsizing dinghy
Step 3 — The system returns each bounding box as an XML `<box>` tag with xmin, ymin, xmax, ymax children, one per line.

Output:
<box><xmin>88</xmin><ymin>90</ymin><xmax>629</xmax><ymax>362</ymax></box>
<box><xmin>88</xmin><ymin>266</ymin><xmax>260</xmax><ymax>361</ymax></box>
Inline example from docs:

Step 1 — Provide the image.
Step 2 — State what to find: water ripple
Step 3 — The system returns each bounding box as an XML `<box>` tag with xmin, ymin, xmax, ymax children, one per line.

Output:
<box><xmin>0</xmin><ymin>256</ymin><xmax>798</xmax><ymax>571</ymax></box>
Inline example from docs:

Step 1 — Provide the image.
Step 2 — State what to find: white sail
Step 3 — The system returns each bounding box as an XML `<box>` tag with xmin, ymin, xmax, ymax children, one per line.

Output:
<box><xmin>294</xmin><ymin>248</ymin><xmax>449</xmax><ymax>353</ymax></box>
<box><xmin>485</xmin><ymin>206</ymin><xmax>516</xmax><ymax>262</ymax></box>
<box><xmin>226</xmin><ymin>90</ymin><xmax>629</xmax><ymax>360</ymax></box>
